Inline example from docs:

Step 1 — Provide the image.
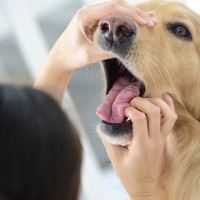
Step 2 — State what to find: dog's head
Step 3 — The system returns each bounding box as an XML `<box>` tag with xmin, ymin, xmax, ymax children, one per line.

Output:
<box><xmin>94</xmin><ymin>0</ymin><xmax>200</xmax><ymax>145</ymax></box>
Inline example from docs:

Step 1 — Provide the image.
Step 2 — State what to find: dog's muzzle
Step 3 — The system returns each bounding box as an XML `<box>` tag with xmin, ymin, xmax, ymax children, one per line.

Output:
<box><xmin>98</xmin><ymin>14</ymin><xmax>137</xmax><ymax>57</ymax></box>
<box><xmin>96</xmin><ymin>14</ymin><xmax>140</xmax><ymax>145</ymax></box>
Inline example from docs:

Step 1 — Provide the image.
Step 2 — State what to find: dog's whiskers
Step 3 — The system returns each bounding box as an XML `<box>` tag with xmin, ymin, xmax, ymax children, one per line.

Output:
<box><xmin>146</xmin><ymin>63</ymin><xmax>159</xmax><ymax>95</ymax></box>
<box><xmin>150</xmin><ymin>58</ymin><xmax>166</xmax><ymax>85</ymax></box>
<box><xmin>135</xmin><ymin>42</ymin><xmax>177</xmax><ymax>96</ymax></box>
<box><xmin>86</xmin><ymin>64</ymin><xmax>93</xmax><ymax>90</ymax></box>
<box><xmin>151</xmin><ymin>55</ymin><xmax>177</xmax><ymax>94</ymax></box>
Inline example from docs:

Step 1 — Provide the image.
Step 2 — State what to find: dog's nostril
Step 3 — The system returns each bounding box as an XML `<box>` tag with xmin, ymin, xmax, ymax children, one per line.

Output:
<box><xmin>99</xmin><ymin>14</ymin><xmax>136</xmax><ymax>45</ymax></box>
<box><xmin>100</xmin><ymin>21</ymin><xmax>113</xmax><ymax>41</ymax></box>
<box><xmin>117</xmin><ymin>25</ymin><xmax>133</xmax><ymax>37</ymax></box>
<box><xmin>100</xmin><ymin>23</ymin><xmax>110</xmax><ymax>34</ymax></box>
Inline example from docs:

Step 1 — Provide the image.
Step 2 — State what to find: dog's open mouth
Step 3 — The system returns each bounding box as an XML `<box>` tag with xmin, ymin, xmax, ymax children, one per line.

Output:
<box><xmin>96</xmin><ymin>58</ymin><xmax>145</xmax><ymax>125</ymax></box>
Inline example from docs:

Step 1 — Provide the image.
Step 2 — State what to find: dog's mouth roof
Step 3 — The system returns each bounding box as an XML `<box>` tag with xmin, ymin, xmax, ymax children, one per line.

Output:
<box><xmin>96</xmin><ymin>58</ymin><xmax>145</xmax><ymax>124</ymax></box>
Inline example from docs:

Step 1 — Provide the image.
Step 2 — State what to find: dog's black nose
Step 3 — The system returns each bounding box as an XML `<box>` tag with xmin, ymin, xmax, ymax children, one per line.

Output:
<box><xmin>99</xmin><ymin>14</ymin><xmax>136</xmax><ymax>44</ymax></box>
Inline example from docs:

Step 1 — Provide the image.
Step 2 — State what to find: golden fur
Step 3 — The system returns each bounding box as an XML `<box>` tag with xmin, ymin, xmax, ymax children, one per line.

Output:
<box><xmin>135</xmin><ymin>2</ymin><xmax>200</xmax><ymax>199</ymax></box>
<box><xmin>95</xmin><ymin>1</ymin><xmax>200</xmax><ymax>199</ymax></box>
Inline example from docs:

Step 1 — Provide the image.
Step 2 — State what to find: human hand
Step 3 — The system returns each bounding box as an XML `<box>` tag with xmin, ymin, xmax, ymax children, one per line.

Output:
<box><xmin>100</xmin><ymin>94</ymin><xmax>177</xmax><ymax>200</ymax></box>
<box><xmin>47</xmin><ymin>0</ymin><xmax>157</xmax><ymax>72</ymax></box>
<box><xmin>35</xmin><ymin>0</ymin><xmax>157</xmax><ymax>102</ymax></box>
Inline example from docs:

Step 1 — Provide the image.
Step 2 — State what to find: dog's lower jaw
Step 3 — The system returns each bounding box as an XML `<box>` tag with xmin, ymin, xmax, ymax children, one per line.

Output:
<box><xmin>97</xmin><ymin>125</ymin><xmax>133</xmax><ymax>146</ymax></box>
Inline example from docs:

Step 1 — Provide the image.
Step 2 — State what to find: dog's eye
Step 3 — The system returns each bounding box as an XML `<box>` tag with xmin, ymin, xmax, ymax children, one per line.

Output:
<box><xmin>167</xmin><ymin>23</ymin><xmax>192</xmax><ymax>41</ymax></box>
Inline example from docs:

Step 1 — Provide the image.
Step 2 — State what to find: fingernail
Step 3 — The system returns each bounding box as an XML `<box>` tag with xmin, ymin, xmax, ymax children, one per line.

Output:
<box><xmin>137</xmin><ymin>16</ymin><xmax>147</xmax><ymax>24</ymax></box>
<box><xmin>162</xmin><ymin>92</ymin><xmax>171</xmax><ymax>99</ymax></box>
<box><xmin>149</xmin><ymin>17</ymin><xmax>158</xmax><ymax>25</ymax></box>
<box><xmin>147</xmin><ymin>11</ymin><xmax>154</xmax><ymax>17</ymax></box>
<box><xmin>151</xmin><ymin>17</ymin><xmax>158</xmax><ymax>23</ymax></box>
<box><xmin>147</xmin><ymin>19</ymin><xmax>154</xmax><ymax>26</ymax></box>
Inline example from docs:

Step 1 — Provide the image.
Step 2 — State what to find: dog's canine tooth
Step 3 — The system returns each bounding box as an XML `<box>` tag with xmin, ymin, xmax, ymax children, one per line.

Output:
<box><xmin>126</xmin><ymin>117</ymin><xmax>131</xmax><ymax>122</ymax></box>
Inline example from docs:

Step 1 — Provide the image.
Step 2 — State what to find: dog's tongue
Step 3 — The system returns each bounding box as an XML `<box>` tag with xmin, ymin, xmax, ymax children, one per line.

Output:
<box><xmin>96</xmin><ymin>77</ymin><xmax>140</xmax><ymax>123</ymax></box>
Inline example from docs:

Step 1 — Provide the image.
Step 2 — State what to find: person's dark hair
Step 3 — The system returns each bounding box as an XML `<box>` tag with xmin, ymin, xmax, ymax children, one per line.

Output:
<box><xmin>0</xmin><ymin>85</ymin><xmax>82</xmax><ymax>200</ymax></box>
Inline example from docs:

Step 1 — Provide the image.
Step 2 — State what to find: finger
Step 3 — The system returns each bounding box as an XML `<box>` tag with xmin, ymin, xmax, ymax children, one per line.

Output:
<box><xmin>141</xmin><ymin>15</ymin><xmax>158</xmax><ymax>27</ymax></box>
<box><xmin>120</xmin><ymin>6</ymin><xmax>148</xmax><ymax>25</ymax></box>
<box><xmin>149</xmin><ymin>97</ymin><xmax>177</xmax><ymax>138</ymax></box>
<box><xmin>118</xmin><ymin>0</ymin><xmax>157</xmax><ymax>26</ymax></box>
<box><xmin>140</xmin><ymin>11</ymin><xmax>158</xmax><ymax>26</ymax></box>
<box><xmin>129</xmin><ymin>7</ymin><xmax>157</xmax><ymax>27</ymax></box>
<box><xmin>129</xmin><ymin>97</ymin><xmax>161</xmax><ymax>139</ymax></box>
<box><xmin>162</xmin><ymin>93</ymin><xmax>175</xmax><ymax>111</ymax></box>
<box><xmin>77</xmin><ymin>1</ymin><xmax>156</xmax><ymax>30</ymax></box>
<box><xmin>124</xmin><ymin>106</ymin><xmax>149</xmax><ymax>141</ymax></box>
<box><xmin>147</xmin><ymin>11</ymin><xmax>154</xmax><ymax>17</ymax></box>
<box><xmin>113</xmin><ymin>3</ymin><xmax>157</xmax><ymax>26</ymax></box>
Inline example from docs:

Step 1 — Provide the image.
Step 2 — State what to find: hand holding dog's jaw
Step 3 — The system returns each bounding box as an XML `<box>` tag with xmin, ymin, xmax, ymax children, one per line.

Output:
<box><xmin>100</xmin><ymin>95</ymin><xmax>176</xmax><ymax>200</ymax></box>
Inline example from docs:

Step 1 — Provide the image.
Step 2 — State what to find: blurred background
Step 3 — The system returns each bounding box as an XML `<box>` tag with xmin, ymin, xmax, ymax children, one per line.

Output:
<box><xmin>0</xmin><ymin>0</ymin><xmax>198</xmax><ymax>199</ymax></box>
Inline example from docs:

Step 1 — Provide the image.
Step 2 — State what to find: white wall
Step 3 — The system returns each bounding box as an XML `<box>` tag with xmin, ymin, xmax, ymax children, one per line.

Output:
<box><xmin>187</xmin><ymin>0</ymin><xmax>200</xmax><ymax>13</ymax></box>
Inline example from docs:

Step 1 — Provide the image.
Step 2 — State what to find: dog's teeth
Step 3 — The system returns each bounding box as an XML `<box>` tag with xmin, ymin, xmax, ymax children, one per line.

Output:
<box><xmin>126</xmin><ymin>117</ymin><xmax>131</xmax><ymax>122</ymax></box>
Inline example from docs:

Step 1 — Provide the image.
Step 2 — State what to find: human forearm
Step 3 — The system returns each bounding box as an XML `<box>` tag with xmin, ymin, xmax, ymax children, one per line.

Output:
<box><xmin>34</xmin><ymin>51</ymin><xmax>73</xmax><ymax>103</ymax></box>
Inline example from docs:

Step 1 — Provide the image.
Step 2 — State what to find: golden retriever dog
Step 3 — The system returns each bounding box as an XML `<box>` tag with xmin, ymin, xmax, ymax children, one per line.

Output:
<box><xmin>94</xmin><ymin>0</ymin><xmax>200</xmax><ymax>199</ymax></box>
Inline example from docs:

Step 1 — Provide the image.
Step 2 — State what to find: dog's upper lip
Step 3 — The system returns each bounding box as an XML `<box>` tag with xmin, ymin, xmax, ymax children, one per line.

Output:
<box><xmin>96</xmin><ymin>58</ymin><xmax>145</xmax><ymax>124</ymax></box>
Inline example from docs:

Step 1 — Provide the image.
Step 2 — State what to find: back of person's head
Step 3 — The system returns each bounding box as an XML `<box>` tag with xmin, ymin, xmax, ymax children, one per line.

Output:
<box><xmin>0</xmin><ymin>85</ymin><xmax>82</xmax><ymax>200</ymax></box>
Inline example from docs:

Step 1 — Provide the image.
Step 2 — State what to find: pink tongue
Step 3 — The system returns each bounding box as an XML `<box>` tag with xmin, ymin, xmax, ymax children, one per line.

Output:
<box><xmin>96</xmin><ymin>77</ymin><xmax>140</xmax><ymax>123</ymax></box>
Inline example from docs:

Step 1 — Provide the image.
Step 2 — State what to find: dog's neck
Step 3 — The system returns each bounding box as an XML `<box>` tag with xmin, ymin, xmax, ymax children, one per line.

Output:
<box><xmin>163</xmin><ymin>100</ymin><xmax>200</xmax><ymax>200</ymax></box>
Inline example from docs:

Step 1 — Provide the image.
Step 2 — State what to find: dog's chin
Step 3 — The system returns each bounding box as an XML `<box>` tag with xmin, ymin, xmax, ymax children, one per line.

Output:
<box><xmin>97</xmin><ymin>119</ymin><xmax>133</xmax><ymax>145</ymax></box>
<box><xmin>97</xmin><ymin>116</ymin><xmax>133</xmax><ymax>146</ymax></box>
